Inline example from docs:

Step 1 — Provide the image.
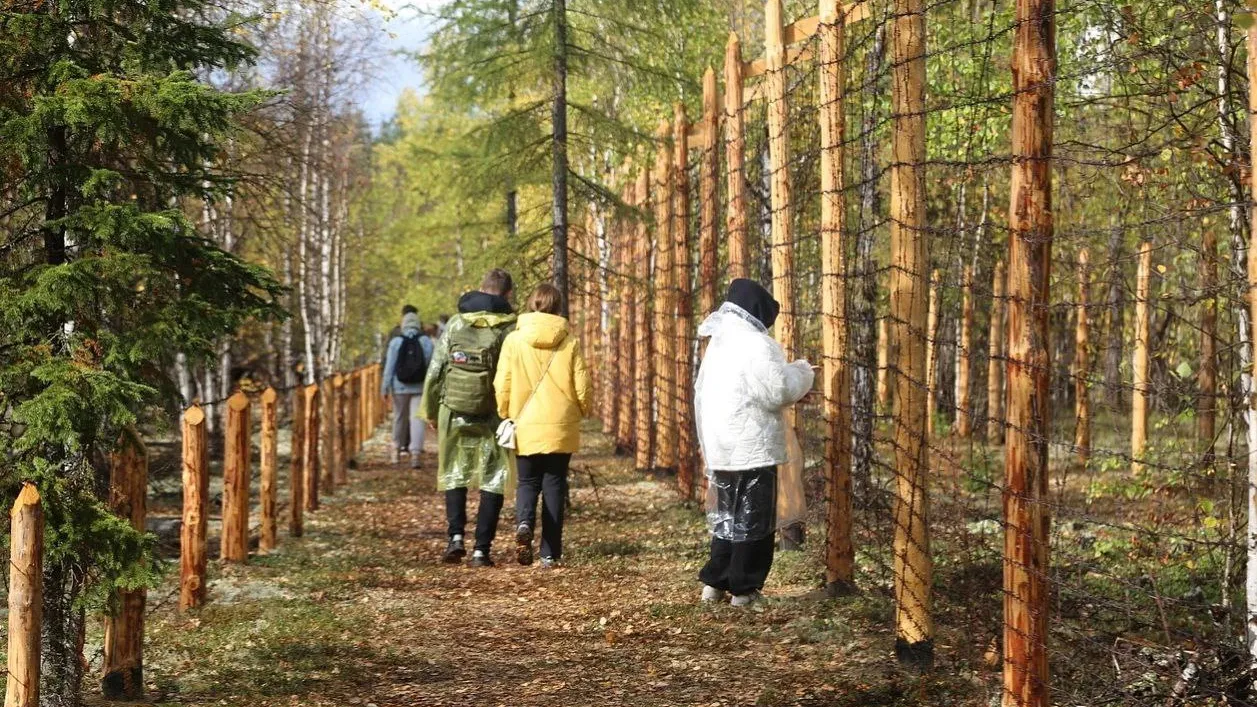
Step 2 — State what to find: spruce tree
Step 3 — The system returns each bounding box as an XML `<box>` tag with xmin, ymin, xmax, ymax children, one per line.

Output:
<box><xmin>0</xmin><ymin>1</ymin><xmax>282</xmax><ymax>703</ymax></box>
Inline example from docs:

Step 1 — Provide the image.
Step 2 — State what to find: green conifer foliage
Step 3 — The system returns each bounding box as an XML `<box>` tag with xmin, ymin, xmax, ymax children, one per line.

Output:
<box><xmin>0</xmin><ymin>0</ymin><xmax>282</xmax><ymax>702</ymax></box>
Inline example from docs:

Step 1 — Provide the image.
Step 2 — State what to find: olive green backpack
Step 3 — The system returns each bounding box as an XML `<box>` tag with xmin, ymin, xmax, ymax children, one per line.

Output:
<box><xmin>442</xmin><ymin>320</ymin><xmax>510</xmax><ymax>416</ymax></box>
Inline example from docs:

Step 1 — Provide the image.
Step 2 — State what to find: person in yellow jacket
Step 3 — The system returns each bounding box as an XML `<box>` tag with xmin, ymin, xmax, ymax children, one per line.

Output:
<box><xmin>494</xmin><ymin>283</ymin><xmax>592</xmax><ymax>568</ymax></box>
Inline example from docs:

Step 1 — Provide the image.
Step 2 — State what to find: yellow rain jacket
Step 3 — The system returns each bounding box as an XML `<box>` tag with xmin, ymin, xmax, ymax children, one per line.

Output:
<box><xmin>494</xmin><ymin>312</ymin><xmax>592</xmax><ymax>455</ymax></box>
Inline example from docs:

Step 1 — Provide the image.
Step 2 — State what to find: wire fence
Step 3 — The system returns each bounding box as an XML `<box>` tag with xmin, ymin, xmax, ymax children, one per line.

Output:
<box><xmin>573</xmin><ymin>0</ymin><xmax>1257</xmax><ymax>703</ymax></box>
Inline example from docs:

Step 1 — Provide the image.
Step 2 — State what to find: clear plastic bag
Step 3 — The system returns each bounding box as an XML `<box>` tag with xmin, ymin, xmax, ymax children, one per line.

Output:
<box><xmin>705</xmin><ymin>466</ymin><xmax>778</xmax><ymax>543</ymax></box>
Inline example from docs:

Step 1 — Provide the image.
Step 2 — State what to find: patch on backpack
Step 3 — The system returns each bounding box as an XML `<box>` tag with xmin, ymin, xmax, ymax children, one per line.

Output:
<box><xmin>452</xmin><ymin>351</ymin><xmax>469</xmax><ymax>364</ymax></box>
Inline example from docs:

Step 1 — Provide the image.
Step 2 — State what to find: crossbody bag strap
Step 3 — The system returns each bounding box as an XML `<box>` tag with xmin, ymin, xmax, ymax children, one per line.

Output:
<box><xmin>515</xmin><ymin>350</ymin><xmax>558</xmax><ymax>421</ymax></box>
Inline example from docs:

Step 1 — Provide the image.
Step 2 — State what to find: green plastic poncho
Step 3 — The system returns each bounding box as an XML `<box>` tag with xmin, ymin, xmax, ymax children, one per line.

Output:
<box><xmin>418</xmin><ymin>310</ymin><xmax>518</xmax><ymax>495</ymax></box>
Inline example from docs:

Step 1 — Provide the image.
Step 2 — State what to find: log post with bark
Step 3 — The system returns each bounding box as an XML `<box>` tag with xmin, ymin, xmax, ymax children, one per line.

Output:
<box><xmin>653</xmin><ymin>121</ymin><xmax>677</xmax><ymax>473</ymax></box>
<box><xmin>1075</xmin><ymin>249</ymin><xmax>1091</xmax><ymax>469</ymax></box>
<box><xmin>1002</xmin><ymin>0</ymin><xmax>1055</xmax><ymax>700</ymax></box>
<box><xmin>1132</xmin><ymin>241</ymin><xmax>1151</xmax><ymax>476</ymax></box>
<box><xmin>725</xmin><ymin>33</ymin><xmax>748</xmax><ymax>280</ymax></box>
<box><xmin>819</xmin><ymin>0</ymin><xmax>854</xmax><ymax>595</ymax></box>
<box><xmin>180</xmin><ymin>405</ymin><xmax>208</xmax><ymax>610</ymax></box>
<box><xmin>6</xmin><ymin>483</ymin><xmax>43</xmax><ymax>707</ymax></box>
<box><xmin>889</xmin><ymin>0</ymin><xmax>933</xmax><ymax>671</ymax></box>
<box><xmin>290</xmin><ymin>384</ymin><xmax>307</xmax><ymax>537</ymax></box>
<box><xmin>221</xmin><ymin>391</ymin><xmax>251</xmax><ymax>563</ymax></box>
<box><xmin>260</xmin><ymin>387</ymin><xmax>279</xmax><ymax>553</ymax></box>
<box><xmin>674</xmin><ymin>103</ymin><xmax>697</xmax><ymax>500</ymax></box>
<box><xmin>103</xmin><ymin>430</ymin><xmax>147</xmax><ymax>698</ymax></box>
<box><xmin>634</xmin><ymin>166</ymin><xmax>655</xmax><ymax>472</ymax></box>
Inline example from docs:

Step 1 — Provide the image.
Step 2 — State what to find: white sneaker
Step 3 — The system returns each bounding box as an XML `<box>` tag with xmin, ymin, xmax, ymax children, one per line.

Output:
<box><xmin>730</xmin><ymin>591</ymin><xmax>762</xmax><ymax>607</ymax></box>
<box><xmin>701</xmin><ymin>585</ymin><xmax>727</xmax><ymax>603</ymax></box>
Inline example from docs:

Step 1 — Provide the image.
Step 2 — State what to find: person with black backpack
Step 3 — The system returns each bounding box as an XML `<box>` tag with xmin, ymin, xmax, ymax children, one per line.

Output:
<box><xmin>419</xmin><ymin>269</ymin><xmax>517</xmax><ymax>567</ymax></box>
<box><xmin>382</xmin><ymin>310</ymin><xmax>434</xmax><ymax>468</ymax></box>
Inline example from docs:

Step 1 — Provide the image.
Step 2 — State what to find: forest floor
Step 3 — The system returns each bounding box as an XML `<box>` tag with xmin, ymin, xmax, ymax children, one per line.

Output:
<box><xmin>107</xmin><ymin>423</ymin><xmax>989</xmax><ymax>707</ymax></box>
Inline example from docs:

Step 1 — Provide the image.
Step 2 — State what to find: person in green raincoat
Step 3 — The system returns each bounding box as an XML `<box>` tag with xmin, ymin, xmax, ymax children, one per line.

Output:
<box><xmin>419</xmin><ymin>269</ymin><xmax>518</xmax><ymax>567</ymax></box>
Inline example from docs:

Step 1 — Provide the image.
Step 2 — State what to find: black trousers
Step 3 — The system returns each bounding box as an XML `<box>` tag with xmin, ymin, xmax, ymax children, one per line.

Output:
<box><xmin>445</xmin><ymin>488</ymin><xmax>505</xmax><ymax>553</ymax></box>
<box><xmin>698</xmin><ymin>466</ymin><xmax>777</xmax><ymax>595</ymax></box>
<box><xmin>699</xmin><ymin>534</ymin><xmax>776</xmax><ymax>596</ymax></box>
<box><xmin>515</xmin><ymin>453</ymin><xmax>571</xmax><ymax>560</ymax></box>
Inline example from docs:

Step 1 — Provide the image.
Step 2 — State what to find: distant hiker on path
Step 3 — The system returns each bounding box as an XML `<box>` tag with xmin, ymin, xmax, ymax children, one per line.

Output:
<box><xmin>494</xmin><ymin>283</ymin><xmax>592</xmax><ymax>569</ymax></box>
<box><xmin>694</xmin><ymin>279</ymin><xmax>815</xmax><ymax>607</ymax></box>
<box><xmin>382</xmin><ymin>309</ymin><xmax>434</xmax><ymax>468</ymax></box>
<box><xmin>382</xmin><ymin>304</ymin><xmax>418</xmax><ymax>364</ymax></box>
<box><xmin>420</xmin><ymin>269</ymin><xmax>518</xmax><ymax>567</ymax></box>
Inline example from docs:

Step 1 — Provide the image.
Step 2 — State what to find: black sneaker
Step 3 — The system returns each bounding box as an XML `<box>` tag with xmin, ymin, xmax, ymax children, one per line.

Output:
<box><xmin>469</xmin><ymin>550</ymin><xmax>494</xmax><ymax>568</ymax></box>
<box><xmin>442</xmin><ymin>537</ymin><xmax>465</xmax><ymax>563</ymax></box>
<box><xmin>515</xmin><ymin>524</ymin><xmax>534</xmax><ymax>566</ymax></box>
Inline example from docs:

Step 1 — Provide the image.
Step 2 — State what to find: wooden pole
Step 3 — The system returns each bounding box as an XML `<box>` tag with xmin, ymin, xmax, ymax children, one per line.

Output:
<box><xmin>988</xmin><ymin>261</ymin><xmax>1006</xmax><ymax>443</ymax></box>
<box><xmin>653</xmin><ymin>121</ymin><xmax>677</xmax><ymax>472</ymax></box>
<box><xmin>1199</xmin><ymin>227</ymin><xmax>1217</xmax><ymax>462</ymax></box>
<box><xmin>322</xmin><ymin>376</ymin><xmax>338</xmax><ymax>496</ymax></box>
<box><xmin>877</xmin><ymin>318</ymin><xmax>889</xmax><ymax>407</ymax></box>
<box><xmin>179</xmin><ymin>405</ymin><xmax>208</xmax><ymax>610</ymax></box>
<box><xmin>616</xmin><ymin>185</ymin><xmax>637</xmax><ymax>454</ymax></box>
<box><xmin>925</xmin><ymin>269</ymin><xmax>940</xmax><ymax>437</ymax></box>
<box><xmin>324</xmin><ymin>377</ymin><xmax>339</xmax><ymax>498</ymax></box>
<box><xmin>259</xmin><ymin>387</ymin><xmax>278</xmax><ymax>553</ymax></box>
<box><xmin>221</xmin><ymin>391</ymin><xmax>251</xmax><ymax>563</ymax></box>
<box><xmin>634</xmin><ymin>166</ymin><xmax>655</xmax><ymax>472</ymax></box>
<box><xmin>1246</xmin><ymin>20</ymin><xmax>1257</xmax><ymax>670</ymax></box>
<box><xmin>336</xmin><ymin>372</ymin><xmax>350</xmax><ymax>484</ymax></box>
<box><xmin>889</xmin><ymin>0</ymin><xmax>933</xmax><ymax>671</ymax></box>
<box><xmin>675</xmin><ymin>103</ymin><xmax>697</xmax><ymax>500</ymax></box>
<box><xmin>303</xmin><ymin>383</ymin><xmax>321</xmax><ymax>513</ymax></box>
<box><xmin>957</xmin><ymin>265</ymin><xmax>974</xmax><ymax>437</ymax></box>
<box><xmin>700</xmin><ymin>67</ymin><xmax>721</xmax><ymax>320</ymax></box>
<box><xmin>6</xmin><ymin>483</ymin><xmax>42</xmax><ymax>707</ymax></box>
<box><xmin>1132</xmin><ymin>241</ymin><xmax>1151</xmax><ymax>476</ymax></box>
<box><xmin>724</xmin><ymin>32</ymin><xmax>749</xmax><ymax>280</ymax></box>
<box><xmin>1075</xmin><ymin>249</ymin><xmax>1091</xmax><ymax>469</ymax></box>
<box><xmin>819</xmin><ymin>0</ymin><xmax>854</xmax><ymax>594</ymax></box>
<box><xmin>103</xmin><ymin>430</ymin><xmax>147</xmax><ymax>698</ymax></box>
<box><xmin>290</xmin><ymin>384</ymin><xmax>306</xmax><ymax>537</ymax></box>
<box><xmin>766</xmin><ymin>0</ymin><xmax>805</xmax><ymax>550</ymax></box>
<box><xmin>617</xmin><ymin>207</ymin><xmax>634</xmax><ymax>449</ymax></box>
<box><xmin>1003</xmin><ymin>0</ymin><xmax>1055</xmax><ymax>701</ymax></box>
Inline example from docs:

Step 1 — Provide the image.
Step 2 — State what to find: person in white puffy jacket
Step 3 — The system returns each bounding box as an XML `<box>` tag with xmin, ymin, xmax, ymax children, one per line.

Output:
<box><xmin>694</xmin><ymin>278</ymin><xmax>815</xmax><ymax>607</ymax></box>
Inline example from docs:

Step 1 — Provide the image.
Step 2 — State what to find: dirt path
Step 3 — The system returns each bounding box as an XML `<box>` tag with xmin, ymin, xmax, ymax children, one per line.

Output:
<box><xmin>138</xmin><ymin>426</ymin><xmax>977</xmax><ymax>706</ymax></box>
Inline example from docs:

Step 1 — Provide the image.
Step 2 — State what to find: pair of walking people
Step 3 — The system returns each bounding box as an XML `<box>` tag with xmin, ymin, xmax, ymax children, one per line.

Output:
<box><xmin>415</xmin><ymin>269</ymin><xmax>591</xmax><ymax>568</ymax></box>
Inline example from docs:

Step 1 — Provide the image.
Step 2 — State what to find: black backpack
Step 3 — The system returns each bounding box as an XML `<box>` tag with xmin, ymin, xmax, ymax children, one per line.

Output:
<box><xmin>394</xmin><ymin>334</ymin><xmax>428</xmax><ymax>384</ymax></box>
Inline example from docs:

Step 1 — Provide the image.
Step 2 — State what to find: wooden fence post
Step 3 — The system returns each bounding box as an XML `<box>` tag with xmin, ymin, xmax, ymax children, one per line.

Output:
<box><xmin>766</xmin><ymin>0</ymin><xmax>805</xmax><ymax>550</ymax></box>
<box><xmin>321</xmin><ymin>377</ymin><xmax>337</xmax><ymax>497</ymax></box>
<box><xmin>700</xmin><ymin>67</ymin><xmax>721</xmax><ymax>320</ymax></box>
<box><xmin>259</xmin><ymin>387</ymin><xmax>278</xmax><ymax>553</ymax></box>
<box><xmin>335</xmin><ymin>373</ymin><xmax>349</xmax><ymax>485</ymax></box>
<box><xmin>1132</xmin><ymin>241</ymin><xmax>1151</xmax><ymax>476</ymax></box>
<box><xmin>957</xmin><ymin>266</ymin><xmax>974</xmax><ymax>437</ymax></box>
<box><xmin>180</xmin><ymin>405</ymin><xmax>208</xmax><ymax>610</ymax></box>
<box><xmin>675</xmin><ymin>103</ymin><xmax>697</xmax><ymax>499</ymax></box>
<box><xmin>724</xmin><ymin>32</ymin><xmax>748</xmax><ymax>280</ymax></box>
<box><xmin>1198</xmin><ymin>227</ymin><xmax>1216</xmax><ymax>462</ymax></box>
<box><xmin>1003</xmin><ymin>0</ymin><xmax>1055</xmax><ymax>700</ymax></box>
<box><xmin>290</xmin><ymin>385</ymin><xmax>306</xmax><ymax>537</ymax></box>
<box><xmin>925</xmin><ymin>269</ymin><xmax>940</xmax><ymax>436</ymax></box>
<box><xmin>988</xmin><ymin>260</ymin><xmax>1006</xmax><ymax>443</ymax></box>
<box><xmin>819</xmin><ymin>0</ymin><xmax>854</xmax><ymax>594</ymax></box>
<box><xmin>1075</xmin><ymin>249</ymin><xmax>1091</xmax><ymax>469</ymax></box>
<box><xmin>634</xmin><ymin>166</ymin><xmax>655</xmax><ymax>472</ymax></box>
<box><xmin>304</xmin><ymin>383</ymin><xmax>322</xmax><ymax>513</ymax></box>
<box><xmin>615</xmin><ymin>185</ymin><xmax>637</xmax><ymax>455</ymax></box>
<box><xmin>103</xmin><ymin>429</ymin><xmax>147</xmax><ymax>698</ymax></box>
<box><xmin>221</xmin><ymin>391</ymin><xmax>251</xmax><ymax>563</ymax></box>
<box><xmin>6</xmin><ymin>483</ymin><xmax>42</xmax><ymax>707</ymax></box>
<box><xmin>889</xmin><ymin>0</ymin><xmax>933</xmax><ymax>671</ymax></box>
<box><xmin>653</xmin><ymin>121</ymin><xmax>677</xmax><ymax>473</ymax></box>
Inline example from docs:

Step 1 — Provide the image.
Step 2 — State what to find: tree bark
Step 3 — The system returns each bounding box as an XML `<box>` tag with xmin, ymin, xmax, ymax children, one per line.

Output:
<box><xmin>102</xmin><ymin>431</ymin><xmax>147</xmax><ymax>699</ymax></box>
<box><xmin>552</xmin><ymin>0</ymin><xmax>570</xmax><ymax>314</ymax></box>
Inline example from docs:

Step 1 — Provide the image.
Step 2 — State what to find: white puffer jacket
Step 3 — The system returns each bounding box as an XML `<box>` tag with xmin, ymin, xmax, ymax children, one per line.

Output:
<box><xmin>694</xmin><ymin>303</ymin><xmax>815</xmax><ymax>471</ymax></box>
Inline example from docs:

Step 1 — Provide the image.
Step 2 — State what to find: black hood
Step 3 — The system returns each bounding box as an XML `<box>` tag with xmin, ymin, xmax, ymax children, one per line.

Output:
<box><xmin>458</xmin><ymin>290</ymin><xmax>514</xmax><ymax>315</ymax></box>
<box><xmin>725</xmin><ymin>278</ymin><xmax>779</xmax><ymax>329</ymax></box>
